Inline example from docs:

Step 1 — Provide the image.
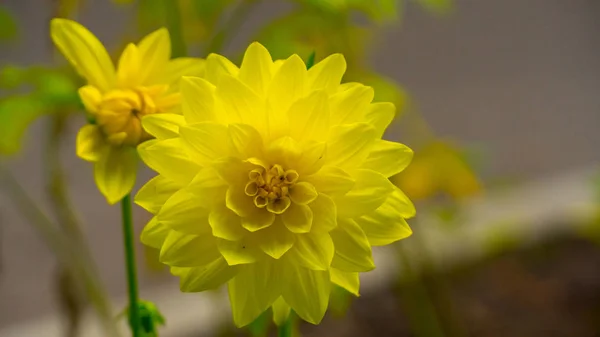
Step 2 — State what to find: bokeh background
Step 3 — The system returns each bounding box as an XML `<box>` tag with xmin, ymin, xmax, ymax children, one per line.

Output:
<box><xmin>1</xmin><ymin>0</ymin><xmax>600</xmax><ymax>336</ymax></box>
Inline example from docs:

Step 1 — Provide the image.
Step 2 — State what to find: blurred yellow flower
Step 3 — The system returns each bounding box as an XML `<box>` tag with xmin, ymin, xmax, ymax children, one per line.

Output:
<box><xmin>50</xmin><ymin>18</ymin><xmax>205</xmax><ymax>204</ymax></box>
<box><xmin>135</xmin><ymin>42</ymin><xmax>415</xmax><ymax>327</ymax></box>
<box><xmin>393</xmin><ymin>141</ymin><xmax>481</xmax><ymax>200</ymax></box>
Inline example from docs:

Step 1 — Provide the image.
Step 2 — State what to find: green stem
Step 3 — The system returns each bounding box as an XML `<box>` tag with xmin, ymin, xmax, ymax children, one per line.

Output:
<box><xmin>277</xmin><ymin>319</ymin><xmax>293</xmax><ymax>337</ymax></box>
<box><xmin>121</xmin><ymin>194</ymin><xmax>141</xmax><ymax>337</ymax></box>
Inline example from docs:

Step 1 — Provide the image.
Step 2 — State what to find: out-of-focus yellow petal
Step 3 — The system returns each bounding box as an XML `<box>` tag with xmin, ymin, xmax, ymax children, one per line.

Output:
<box><xmin>179</xmin><ymin>257</ymin><xmax>238</xmax><ymax>292</ymax></box>
<box><xmin>78</xmin><ymin>85</ymin><xmax>102</xmax><ymax>113</ymax></box>
<box><xmin>238</xmin><ymin>42</ymin><xmax>273</xmax><ymax>96</ymax></box>
<box><xmin>50</xmin><ymin>18</ymin><xmax>115</xmax><ymax>92</ymax></box>
<box><xmin>141</xmin><ymin>113</ymin><xmax>185</xmax><ymax>140</ymax></box>
<box><xmin>117</xmin><ymin>43</ymin><xmax>140</xmax><ymax>87</ymax></box>
<box><xmin>330</xmin><ymin>218</ymin><xmax>375</xmax><ymax>272</ymax></box>
<box><xmin>159</xmin><ymin>57</ymin><xmax>206</xmax><ymax>87</ymax></box>
<box><xmin>228</xmin><ymin>261</ymin><xmax>281</xmax><ymax>327</ymax></box>
<box><xmin>282</xmin><ymin>264</ymin><xmax>330</xmax><ymax>324</ymax></box>
<box><xmin>330</xmin><ymin>268</ymin><xmax>360</xmax><ymax>296</ymax></box>
<box><xmin>93</xmin><ymin>145</ymin><xmax>137</xmax><ymax>204</ymax></box>
<box><xmin>76</xmin><ymin>124</ymin><xmax>106</xmax><ymax>162</ymax></box>
<box><xmin>272</xmin><ymin>297</ymin><xmax>291</xmax><ymax>326</ymax></box>
<box><xmin>137</xmin><ymin>27</ymin><xmax>171</xmax><ymax>85</ymax></box>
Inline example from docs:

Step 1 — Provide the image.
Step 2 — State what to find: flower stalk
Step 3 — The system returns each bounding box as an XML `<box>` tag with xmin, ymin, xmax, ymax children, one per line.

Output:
<box><xmin>121</xmin><ymin>194</ymin><xmax>141</xmax><ymax>337</ymax></box>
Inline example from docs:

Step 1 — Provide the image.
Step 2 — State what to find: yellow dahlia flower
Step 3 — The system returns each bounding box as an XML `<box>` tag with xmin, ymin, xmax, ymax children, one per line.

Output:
<box><xmin>50</xmin><ymin>19</ymin><xmax>205</xmax><ymax>204</ymax></box>
<box><xmin>135</xmin><ymin>42</ymin><xmax>415</xmax><ymax>326</ymax></box>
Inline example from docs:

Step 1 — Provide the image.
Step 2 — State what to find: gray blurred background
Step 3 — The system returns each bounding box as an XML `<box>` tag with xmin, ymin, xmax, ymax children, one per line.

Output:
<box><xmin>1</xmin><ymin>0</ymin><xmax>599</xmax><ymax>332</ymax></box>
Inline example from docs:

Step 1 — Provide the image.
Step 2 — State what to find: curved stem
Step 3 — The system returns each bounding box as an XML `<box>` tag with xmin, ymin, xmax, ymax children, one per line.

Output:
<box><xmin>121</xmin><ymin>194</ymin><xmax>141</xmax><ymax>337</ymax></box>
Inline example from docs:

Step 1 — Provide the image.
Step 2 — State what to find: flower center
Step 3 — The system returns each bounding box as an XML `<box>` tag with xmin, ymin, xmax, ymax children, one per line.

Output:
<box><xmin>95</xmin><ymin>86</ymin><xmax>175</xmax><ymax>146</ymax></box>
<box><xmin>244</xmin><ymin>164</ymin><xmax>299</xmax><ymax>214</ymax></box>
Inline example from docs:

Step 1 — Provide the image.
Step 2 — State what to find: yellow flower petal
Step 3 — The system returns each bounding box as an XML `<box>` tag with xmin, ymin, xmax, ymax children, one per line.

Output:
<box><xmin>289</xmin><ymin>182</ymin><xmax>318</xmax><ymax>205</ymax></box>
<box><xmin>272</xmin><ymin>297</ymin><xmax>291</xmax><ymax>326</ymax></box>
<box><xmin>117</xmin><ymin>43</ymin><xmax>140</xmax><ymax>87</ymax></box>
<box><xmin>180</xmin><ymin>76</ymin><xmax>216</xmax><ymax>123</ymax></box>
<box><xmin>160</xmin><ymin>57</ymin><xmax>206</xmax><ymax>87</ymax></box>
<box><xmin>218</xmin><ymin>238</ymin><xmax>260</xmax><ymax>265</ymax></box>
<box><xmin>256</xmin><ymin>220</ymin><xmax>296</xmax><ymax>259</ymax></box>
<box><xmin>304</xmin><ymin>166</ymin><xmax>354</xmax><ymax>196</ymax></box>
<box><xmin>330</xmin><ymin>218</ymin><xmax>375</xmax><ymax>272</ymax></box>
<box><xmin>140</xmin><ymin>217</ymin><xmax>169</xmax><ymax>249</ymax></box>
<box><xmin>186</xmin><ymin>168</ymin><xmax>228</xmax><ymax>206</ymax></box>
<box><xmin>160</xmin><ymin>231</ymin><xmax>220</xmax><ymax>267</ymax></box>
<box><xmin>135</xmin><ymin>175</ymin><xmax>182</xmax><ymax>214</ymax></box>
<box><xmin>179</xmin><ymin>122</ymin><xmax>230</xmax><ymax>164</ymax></box>
<box><xmin>361</xmin><ymin>140</ymin><xmax>413</xmax><ymax>178</ymax></box>
<box><xmin>329</xmin><ymin>84</ymin><xmax>374</xmax><ymax>125</ymax></box>
<box><xmin>334</xmin><ymin>169</ymin><xmax>394</xmax><ymax>218</ymax></box>
<box><xmin>158</xmin><ymin>188</ymin><xmax>212</xmax><ymax>236</ymax></box>
<box><xmin>286</xmin><ymin>232</ymin><xmax>334</xmax><ymax>271</ymax></box>
<box><xmin>215</xmin><ymin>74</ymin><xmax>263</xmax><ymax>126</ymax></box>
<box><xmin>76</xmin><ymin>125</ymin><xmax>106</xmax><ymax>162</ymax></box>
<box><xmin>137</xmin><ymin>138</ymin><xmax>200</xmax><ymax>184</ymax></box>
<box><xmin>204</xmin><ymin>53</ymin><xmax>239</xmax><ymax>85</ymax></box>
<box><xmin>228</xmin><ymin>261</ymin><xmax>281</xmax><ymax>327</ymax></box>
<box><xmin>330</xmin><ymin>268</ymin><xmax>360</xmax><ymax>296</ymax></box>
<box><xmin>365</xmin><ymin>102</ymin><xmax>395</xmax><ymax>138</ymax></box>
<box><xmin>141</xmin><ymin>113</ymin><xmax>185</xmax><ymax>140</ymax></box>
<box><xmin>179</xmin><ymin>257</ymin><xmax>238</xmax><ymax>292</ymax></box>
<box><xmin>209</xmin><ymin>203</ymin><xmax>248</xmax><ymax>241</ymax></box>
<box><xmin>288</xmin><ymin>90</ymin><xmax>330</xmax><ymax>142</ymax></box>
<box><xmin>94</xmin><ymin>145</ymin><xmax>137</xmax><ymax>204</ymax></box>
<box><xmin>50</xmin><ymin>18</ymin><xmax>115</xmax><ymax>92</ymax></box>
<box><xmin>241</xmin><ymin>208</ymin><xmax>276</xmax><ymax>232</ymax></box>
<box><xmin>326</xmin><ymin>123</ymin><xmax>376</xmax><ymax>169</ymax></box>
<box><xmin>355</xmin><ymin>187</ymin><xmax>414</xmax><ymax>246</ymax></box>
<box><xmin>78</xmin><ymin>85</ymin><xmax>102</xmax><ymax>113</ymax></box>
<box><xmin>238</xmin><ymin>42</ymin><xmax>273</xmax><ymax>95</ymax></box>
<box><xmin>226</xmin><ymin>186</ymin><xmax>259</xmax><ymax>218</ymax></box>
<box><xmin>136</xmin><ymin>27</ymin><xmax>171</xmax><ymax>85</ymax></box>
<box><xmin>268</xmin><ymin>54</ymin><xmax>307</xmax><ymax>116</ymax></box>
<box><xmin>281</xmin><ymin>203</ymin><xmax>313</xmax><ymax>234</ymax></box>
<box><xmin>228</xmin><ymin>123</ymin><xmax>264</xmax><ymax>159</ymax></box>
<box><xmin>309</xmin><ymin>194</ymin><xmax>337</xmax><ymax>233</ymax></box>
<box><xmin>307</xmin><ymin>53</ymin><xmax>346</xmax><ymax>93</ymax></box>
<box><xmin>282</xmin><ymin>264</ymin><xmax>330</xmax><ymax>325</ymax></box>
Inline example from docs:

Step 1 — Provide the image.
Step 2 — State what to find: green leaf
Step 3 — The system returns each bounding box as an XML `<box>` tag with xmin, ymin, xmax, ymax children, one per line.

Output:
<box><xmin>0</xmin><ymin>6</ymin><xmax>18</xmax><ymax>41</ymax></box>
<box><xmin>136</xmin><ymin>300</ymin><xmax>166</xmax><ymax>337</ymax></box>
<box><xmin>0</xmin><ymin>65</ymin><xmax>26</xmax><ymax>89</ymax></box>
<box><xmin>0</xmin><ymin>95</ymin><xmax>48</xmax><ymax>155</ymax></box>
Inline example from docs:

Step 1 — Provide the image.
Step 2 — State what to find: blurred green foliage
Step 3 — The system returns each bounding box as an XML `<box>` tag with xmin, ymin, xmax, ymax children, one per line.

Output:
<box><xmin>0</xmin><ymin>5</ymin><xmax>18</xmax><ymax>41</ymax></box>
<box><xmin>0</xmin><ymin>66</ymin><xmax>81</xmax><ymax>155</ymax></box>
